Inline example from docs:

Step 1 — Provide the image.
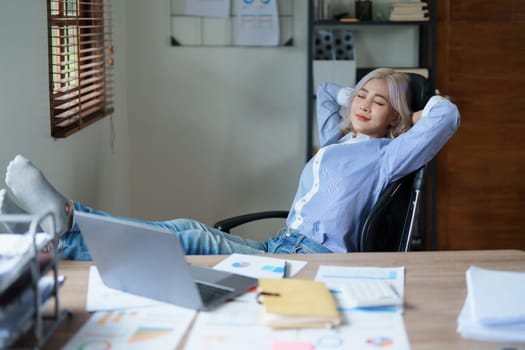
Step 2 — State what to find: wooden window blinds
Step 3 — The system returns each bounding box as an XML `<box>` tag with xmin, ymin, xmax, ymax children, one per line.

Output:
<box><xmin>47</xmin><ymin>0</ymin><xmax>114</xmax><ymax>138</ymax></box>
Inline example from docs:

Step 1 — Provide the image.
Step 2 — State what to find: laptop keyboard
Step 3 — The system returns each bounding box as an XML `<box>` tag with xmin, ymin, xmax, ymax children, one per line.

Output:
<box><xmin>195</xmin><ymin>282</ymin><xmax>233</xmax><ymax>305</ymax></box>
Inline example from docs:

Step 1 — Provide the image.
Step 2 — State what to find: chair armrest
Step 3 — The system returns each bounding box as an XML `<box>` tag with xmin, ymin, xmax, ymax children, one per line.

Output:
<box><xmin>213</xmin><ymin>211</ymin><xmax>289</xmax><ymax>233</ymax></box>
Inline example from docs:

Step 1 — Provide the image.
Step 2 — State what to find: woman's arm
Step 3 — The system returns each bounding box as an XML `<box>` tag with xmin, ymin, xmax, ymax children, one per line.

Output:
<box><xmin>316</xmin><ymin>82</ymin><xmax>349</xmax><ymax>147</ymax></box>
<box><xmin>412</xmin><ymin>93</ymin><xmax>453</xmax><ymax>125</ymax></box>
<box><xmin>382</xmin><ymin>95</ymin><xmax>461</xmax><ymax>181</ymax></box>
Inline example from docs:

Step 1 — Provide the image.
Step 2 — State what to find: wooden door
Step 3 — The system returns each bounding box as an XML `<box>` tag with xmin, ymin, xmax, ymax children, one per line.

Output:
<box><xmin>433</xmin><ymin>0</ymin><xmax>525</xmax><ymax>249</ymax></box>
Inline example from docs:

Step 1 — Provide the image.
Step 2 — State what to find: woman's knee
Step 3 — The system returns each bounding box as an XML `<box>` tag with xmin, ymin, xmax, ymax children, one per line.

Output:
<box><xmin>158</xmin><ymin>218</ymin><xmax>208</xmax><ymax>233</ymax></box>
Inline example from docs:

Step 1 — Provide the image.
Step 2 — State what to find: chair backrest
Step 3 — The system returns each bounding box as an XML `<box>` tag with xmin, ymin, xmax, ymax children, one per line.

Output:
<box><xmin>407</xmin><ymin>72</ymin><xmax>430</xmax><ymax>111</ymax></box>
<box><xmin>358</xmin><ymin>73</ymin><xmax>431</xmax><ymax>252</ymax></box>
<box><xmin>358</xmin><ymin>166</ymin><xmax>426</xmax><ymax>252</ymax></box>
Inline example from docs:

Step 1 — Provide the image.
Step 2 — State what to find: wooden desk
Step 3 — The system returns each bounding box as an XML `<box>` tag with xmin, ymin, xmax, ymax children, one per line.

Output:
<box><xmin>21</xmin><ymin>250</ymin><xmax>525</xmax><ymax>349</ymax></box>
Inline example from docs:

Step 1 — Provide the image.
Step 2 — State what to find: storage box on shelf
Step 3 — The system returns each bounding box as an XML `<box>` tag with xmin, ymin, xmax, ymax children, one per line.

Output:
<box><xmin>313</xmin><ymin>28</ymin><xmax>357</xmax><ymax>91</ymax></box>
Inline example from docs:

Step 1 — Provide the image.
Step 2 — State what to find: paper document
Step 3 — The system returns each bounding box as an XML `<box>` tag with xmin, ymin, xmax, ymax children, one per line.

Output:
<box><xmin>63</xmin><ymin>305</ymin><xmax>196</xmax><ymax>350</ymax></box>
<box><xmin>0</xmin><ymin>232</ymin><xmax>51</xmax><ymax>258</ymax></box>
<box><xmin>457</xmin><ymin>265</ymin><xmax>525</xmax><ymax>342</ymax></box>
<box><xmin>86</xmin><ymin>266</ymin><xmax>161</xmax><ymax>311</ymax></box>
<box><xmin>214</xmin><ymin>253</ymin><xmax>306</xmax><ymax>278</ymax></box>
<box><xmin>0</xmin><ymin>275</ymin><xmax>64</xmax><ymax>348</ymax></box>
<box><xmin>457</xmin><ymin>295</ymin><xmax>525</xmax><ymax>342</ymax></box>
<box><xmin>466</xmin><ymin>265</ymin><xmax>525</xmax><ymax>326</ymax></box>
<box><xmin>315</xmin><ymin>265</ymin><xmax>405</xmax><ymax>313</ymax></box>
<box><xmin>235</xmin><ymin>0</ymin><xmax>279</xmax><ymax>46</ymax></box>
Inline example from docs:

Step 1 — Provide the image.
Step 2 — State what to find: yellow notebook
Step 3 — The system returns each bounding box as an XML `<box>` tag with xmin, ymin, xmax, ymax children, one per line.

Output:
<box><xmin>257</xmin><ymin>278</ymin><xmax>342</xmax><ymax>329</ymax></box>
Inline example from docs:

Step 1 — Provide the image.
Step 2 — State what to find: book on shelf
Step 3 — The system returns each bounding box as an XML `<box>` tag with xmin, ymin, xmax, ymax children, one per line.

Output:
<box><xmin>389</xmin><ymin>13</ymin><xmax>429</xmax><ymax>21</ymax></box>
<box><xmin>391</xmin><ymin>2</ymin><xmax>428</xmax><ymax>8</ymax></box>
<box><xmin>389</xmin><ymin>1</ymin><xmax>429</xmax><ymax>21</ymax></box>
<box><xmin>391</xmin><ymin>7</ymin><xmax>428</xmax><ymax>15</ymax></box>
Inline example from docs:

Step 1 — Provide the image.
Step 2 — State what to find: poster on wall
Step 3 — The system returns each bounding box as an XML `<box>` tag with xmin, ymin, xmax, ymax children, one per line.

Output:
<box><xmin>235</xmin><ymin>0</ymin><xmax>279</xmax><ymax>46</ymax></box>
<box><xmin>185</xmin><ymin>0</ymin><xmax>230</xmax><ymax>17</ymax></box>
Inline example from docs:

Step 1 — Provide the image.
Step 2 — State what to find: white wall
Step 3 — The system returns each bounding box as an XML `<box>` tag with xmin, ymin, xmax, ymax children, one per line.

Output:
<box><xmin>122</xmin><ymin>0</ymin><xmax>418</xmax><ymax>238</ymax></box>
<box><xmin>124</xmin><ymin>0</ymin><xmax>307</xmax><ymax>237</ymax></box>
<box><xmin>0</xmin><ymin>0</ymin><xmax>306</xmax><ymax>240</ymax></box>
<box><xmin>0</xmin><ymin>0</ymin><xmax>130</xmax><ymax>216</ymax></box>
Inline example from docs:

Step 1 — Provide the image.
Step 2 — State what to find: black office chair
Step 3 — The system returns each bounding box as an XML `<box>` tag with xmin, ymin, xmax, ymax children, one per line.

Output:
<box><xmin>214</xmin><ymin>73</ymin><xmax>431</xmax><ymax>252</ymax></box>
<box><xmin>358</xmin><ymin>165</ymin><xmax>426</xmax><ymax>252</ymax></box>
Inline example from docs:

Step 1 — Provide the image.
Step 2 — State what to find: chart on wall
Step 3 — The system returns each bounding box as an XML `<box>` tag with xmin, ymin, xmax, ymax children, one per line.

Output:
<box><xmin>170</xmin><ymin>0</ymin><xmax>294</xmax><ymax>47</ymax></box>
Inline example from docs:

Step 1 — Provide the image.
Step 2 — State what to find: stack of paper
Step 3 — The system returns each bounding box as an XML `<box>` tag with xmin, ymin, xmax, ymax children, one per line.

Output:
<box><xmin>457</xmin><ymin>266</ymin><xmax>525</xmax><ymax>342</ymax></box>
<box><xmin>0</xmin><ymin>276</ymin><xmax>64</xmax><ymax>348</ymax></box>
<box><xmin>0</xmin><ymin>231</ymin><xmax>58</xmax><ymax>348</ymax></box>
<box><xmin>0</xmin><ymin>233</ymin><xmax>53</xmax><ymax>291</ymax></box>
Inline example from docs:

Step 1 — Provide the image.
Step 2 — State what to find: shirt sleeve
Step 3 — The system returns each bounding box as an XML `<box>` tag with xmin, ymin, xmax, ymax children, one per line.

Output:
<box><xmin>381</xmin><ymin>95</ymin><xmax>461</xmax><ymax>181</ymax></box>
<box><xmin>316</xmin><ymin>82</ymin><xmax>349</xmax><ymax>147</ymax></box>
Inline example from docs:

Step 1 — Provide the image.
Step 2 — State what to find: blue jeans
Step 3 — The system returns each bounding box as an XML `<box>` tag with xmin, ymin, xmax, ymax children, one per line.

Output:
<box><xmin>58</xmin><ymin>202</ymin><xmax>333</xmax><ymax>260</ymax></box>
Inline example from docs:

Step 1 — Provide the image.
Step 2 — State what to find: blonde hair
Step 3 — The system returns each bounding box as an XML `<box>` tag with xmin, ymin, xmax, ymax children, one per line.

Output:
<box><xmin>340</xmin><ymin>68</ymin><xmax>413</xmax><ymax>139</ymax></box>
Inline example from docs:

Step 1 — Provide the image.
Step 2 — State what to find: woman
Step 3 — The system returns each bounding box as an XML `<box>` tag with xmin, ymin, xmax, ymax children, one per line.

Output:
<box><xmin>1</xmin><ymin>69</ymin><xmax>460</xmax><ymax>259</ymax></box>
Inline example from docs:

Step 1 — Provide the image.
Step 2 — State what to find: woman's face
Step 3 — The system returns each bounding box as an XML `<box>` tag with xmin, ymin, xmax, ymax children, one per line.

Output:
<box><xmin>350</xmin><ymin>78</ymin><xmax>399</xmax><ymax>138</ymax></box>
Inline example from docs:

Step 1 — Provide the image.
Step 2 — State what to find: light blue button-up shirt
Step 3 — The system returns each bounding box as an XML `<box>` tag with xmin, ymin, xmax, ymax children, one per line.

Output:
<box><xmin>286</xmin><ymin>82</ymin><xmax>460</xmax><ymax>252</ymax></box>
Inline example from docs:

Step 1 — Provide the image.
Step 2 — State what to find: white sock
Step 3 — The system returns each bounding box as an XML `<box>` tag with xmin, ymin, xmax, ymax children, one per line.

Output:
<box><xmin>5</xmin><ymin>155</ymin><xmax>71</xmax><ymax>236</ymax></box>
<box><xmin>0</xmin><ymin>188</ymin><xmax>30</xmax><ymax>233</ymax></box>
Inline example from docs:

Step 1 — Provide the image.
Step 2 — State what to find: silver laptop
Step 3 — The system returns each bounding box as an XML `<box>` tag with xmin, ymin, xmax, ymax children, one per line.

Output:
<box><xmin>74</xmin><ymin>211</ymin><xmax>258</xmax><ymax>311</ymax></box>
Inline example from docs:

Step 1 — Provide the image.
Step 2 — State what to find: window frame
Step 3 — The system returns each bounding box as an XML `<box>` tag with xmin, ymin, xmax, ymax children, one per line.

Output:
<box><xmin>47</xmin><ymin>0</ymin><xmax>114</xmax><ymax>138</ymax></box>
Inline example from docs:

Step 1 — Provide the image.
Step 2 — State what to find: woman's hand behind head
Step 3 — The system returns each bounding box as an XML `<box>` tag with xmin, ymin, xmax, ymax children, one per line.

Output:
<box><xmin>412</xmin><ymin>110</ymin><xmax>423</xmax><ymax>125</ymax></box>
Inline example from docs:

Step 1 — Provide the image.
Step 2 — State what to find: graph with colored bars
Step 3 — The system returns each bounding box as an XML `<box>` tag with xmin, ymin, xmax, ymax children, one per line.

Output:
<box><xmin>213</xmin><ymin>254</ymin><xmax>289</xmax><ymax>279</ymax></box>
<box><xmin>232</xmin><ymin>261</ymin><xmax>285</xmax><ymax>274</ymax></box>
<box><xmin>96</xmin><ymin>311</ymin><xmax>173</xmax><ymax>342</ymax></box>
<box><xmin>62</xmin><ymin>305</ymin><xmax>196</xmax><ymax>350</ymax></box>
